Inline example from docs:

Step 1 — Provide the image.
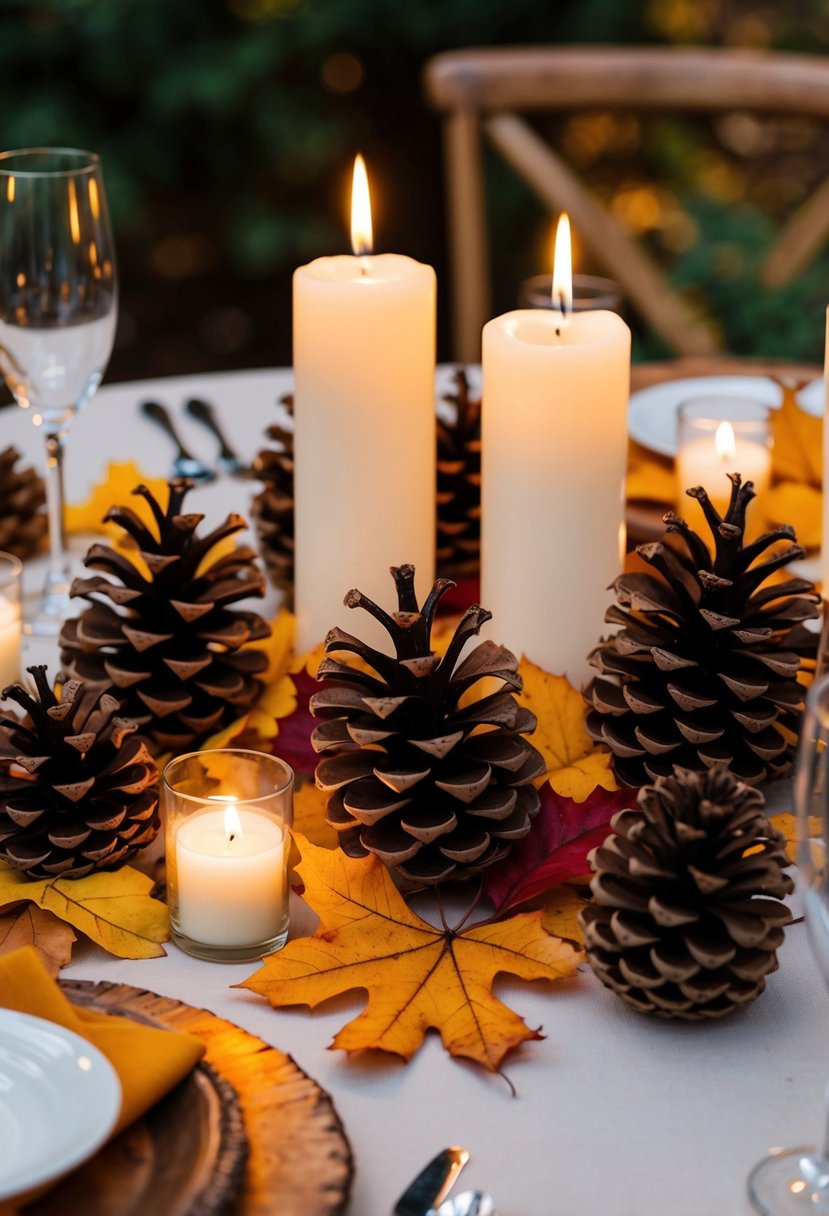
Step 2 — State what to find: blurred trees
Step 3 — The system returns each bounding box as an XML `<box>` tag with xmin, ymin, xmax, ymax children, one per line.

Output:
<box><xmin>1</xmin><ymin>0</ymin><xmax>828</xmax><ymax>373</ymax></box>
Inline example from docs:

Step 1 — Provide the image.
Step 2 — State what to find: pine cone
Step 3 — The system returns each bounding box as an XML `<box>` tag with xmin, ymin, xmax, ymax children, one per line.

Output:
<box><xmin>59</xmin><ymin>479</ymin><xmax>270</xmax><ymax>755</ymax></box>
<box><xmin>310</xmin><ymin>564</ymin><xmax>544</xmax><ymax>884</ymax></box>
<box><xmin>436</xmin><ymin>369</ymin><xmax>481</xmax><ymax>580</ymax></box>
<box><xmin>0</xmin><ymin>665</ymin><xmax>159</xmax><ymax>878</ymax></box>
<box><xmin>585</xmin><ymin>475</ymin><xmax>819</xmax><ymax>787</ymax></box>
<box><xmin>251</xmin><ymin>393</ymin><xmax>294</xmax><ymax>606</ymax></box>
<box><xmin>579</xmin><ymin>767</ymin><xmax>792</xmax><ymax>1019</ymax></box>
<box><xmin>0</xmin><ymin>446</ymin><xmax>46</xmax><ymax>560</ymax></box>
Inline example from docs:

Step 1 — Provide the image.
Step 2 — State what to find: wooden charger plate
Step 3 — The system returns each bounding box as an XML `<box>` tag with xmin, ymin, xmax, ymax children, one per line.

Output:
<box><xmin>22</xmin><ymin>981</ymin><xmax>353</xmax><ymax>1216</ymax></box>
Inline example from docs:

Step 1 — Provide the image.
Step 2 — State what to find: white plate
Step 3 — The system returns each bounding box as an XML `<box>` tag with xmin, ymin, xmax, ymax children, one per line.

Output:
<box><xmin>0</xmin><ymin>1009</ymin><xmax>121</xmax><ymax>1201</ymax></box>
<box><xmin>628</xmin><ymin>374</ymin><xmax>824</xmax><ymax>457</ymax></box>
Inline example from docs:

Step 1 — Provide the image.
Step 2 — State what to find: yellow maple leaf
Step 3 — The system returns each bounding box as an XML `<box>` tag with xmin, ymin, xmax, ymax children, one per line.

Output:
<box><xmin>249</xmin><ymin>609</ymin><xmax>296</xmax><ymax>685</ymax></box>
<box><xmin>293</xmin><ymin>783</ymin><xmax>339</xmax><ymax>850</ymax></box>
<box><xmin>0</xmin><ymin>905</ymin><xmax>76</xmax><ymax>976</ymax></box>
<box><xmin>239</xmin><ymin>837</ymin><xmax>580</xmax><ymax>1074</ymax></box>
<box><xmin>770</xmin><ymin>382</ymin><xmax>822</xmax><ymax>488</ymax></box>
<box><xmin>0</xmin><ymin>864</ymin><xmax>169</xmax><ymax>959</ymax></box>
<box><xmin>769</xmin><ymin>811</ymin><xmax>797</xmax><ymax>864</ymax></box>
<box><xmin>517</xmin><ymin>659</ymin><xmax>618</xmax><ymax>801</ymax></box>
<box><xmin>540</xmin><ymin>884</ymin><xmax>590</xmax><ymax>946</ymax></box>
<box><xmin>626</xmin><ymin>446</ymin><xmax>675</xmax><ymax>504</ymax></box>
<box><xmin>66</xmin><ymin>462</ymin><xmax>169</xmax><ymax>536</ymax></box>
<box><xmin>765</xmin><ymin>481</ymin><xmax>822</xmax><ymax>552</ymax></box>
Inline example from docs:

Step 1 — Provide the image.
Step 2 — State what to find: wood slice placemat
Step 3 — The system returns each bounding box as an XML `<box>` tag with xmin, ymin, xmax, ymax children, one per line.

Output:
<box><xmin>31</xmin><ymin>980</ymin><xmax>353</xmax><ymax>1216</ymax></box>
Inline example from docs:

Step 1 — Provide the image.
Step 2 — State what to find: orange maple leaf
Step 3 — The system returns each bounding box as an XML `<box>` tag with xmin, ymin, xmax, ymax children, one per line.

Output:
<box><xmin>239</xmin><ymin>837</ymin><xmax>580</xmax><ymax>1074</ymax></box>
<box><xmin>516</xmin><ymin>659</ymin><xmax>617</xmax><ymax>801</ymax></box>
<box><xmin>770</xmin><ymin>381</ymin><xmax>822</xmax><ymax>489</ymax></box>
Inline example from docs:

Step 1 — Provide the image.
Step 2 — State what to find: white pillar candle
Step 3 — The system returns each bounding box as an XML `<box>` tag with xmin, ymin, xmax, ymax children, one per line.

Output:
<box><xmin>481</xmin><ymin>215</ymin><xmax>630</xmax><ymax>687</ymax></box>
<box><xmin>175</xmin><ymin>804</ymin><xmax>286</xmax><ymax>948</ymax></box>
<box><xmin>0</xmin><ymin>593</ymin><xmax>20</xmax><ymax>690</ymax></box>
<box><xmin>816</xmin><ymin>301</ymin><xmax>821</xmax><ymax>590</ymax></box>
<box><xmin>293</xmin><ymin>156</ymin><xmax>436</xmax><ymax>653</ymax></box>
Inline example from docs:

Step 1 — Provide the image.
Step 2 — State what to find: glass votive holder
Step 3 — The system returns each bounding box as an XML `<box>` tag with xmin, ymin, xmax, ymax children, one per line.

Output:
<box><xmin>0</xmin><ymin>553</ymin><xmax>22</xmax><ymax>693</ymax></box>
<box><xmin>162</xmin><ymin>749</ymin><xmax>294</xmax><ymax>963</ymax></box>
<box><xmin>675</xmin><ymin>396</ymin><xmax>772</xmax><ymax>536</ymax></box>
<box><xmin>518</xmin><ymin>272</ymin><xmax>622</xmax><ymax>313</ymax></box>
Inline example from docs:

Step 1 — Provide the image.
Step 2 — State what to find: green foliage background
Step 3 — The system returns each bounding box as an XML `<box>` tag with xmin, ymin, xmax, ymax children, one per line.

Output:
<box><xmin>1</xmin><ymin>0</ymin><xmax>828</xmax><ymax>374</ymax></box>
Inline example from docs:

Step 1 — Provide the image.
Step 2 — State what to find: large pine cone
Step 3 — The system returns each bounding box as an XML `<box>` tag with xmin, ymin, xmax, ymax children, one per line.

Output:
<box><xmin>0</xmin><ymin>665</ymin><xmax>159</xmax><ymax>878</ymax></box>
<box><xmin>579</xmin><ymin>766</ymin><xmax>792</xmax><ymax>1019</ymax></box>
<box><xmin>59</xmin><ymin>479</ymin><xmax>270</xmax><ymax>755</ymax></box>
<box><xmin>311</xmin><ymin>564</ymin><xmax>544</xmax><ymax>884</ymax></box>
<box><xmin>0</xmin><ymin>446</ymin><xmax>46</xmax><ymax>560</ymax></box>
<box><xmin>585</xmin><ymin>475</ymin><xmax>819</xmax><ymax>787</ymax></box>
<box><xmin>436</xmin><ymin>369</ymin><xmax>481</xmax><ymax>581</ymax></box>
<box><xmin>251</xmin><ymin>393</ymin><xmax>294</xmax><ymax>605</ymax></box>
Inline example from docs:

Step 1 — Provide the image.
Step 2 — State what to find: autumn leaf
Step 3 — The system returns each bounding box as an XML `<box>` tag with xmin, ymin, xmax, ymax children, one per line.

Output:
<box><xmin>540</xmin><ymin>884</ymin><xmax>591</xmax><ymax>945</ymax></box>
<box><xmin>765</xmin><ymin>481</ymin><xmax>821</xmax><ymax>552</ymax></box>
<box><xmin>483</xmin><ymin>782</ymin><xmax>633</xmax><ymax>914</ymax></box>
<box><xmin>0</xmin><ymin>864</ymin><xmax>169</xmax><ymax>959</ymax></box>
<box><xmin>293</xmin><ymin>782</ymin><xmax>338</xmax><ymax>849</ymax></box>
<box><xmin>627</xmin><ymin>445</ymin><xmax>675</xmax><ymax>504</ymax></box>
<box><xmin>240</xmin><ymin>837</ymin><xmax>580</xmax><ymax>1074</ymax></box>
<box><xmin>770</xmin><ymin>381</ymin><xmax>822</xmax><ymax>488</ymax></box>
<box><xmin>0</xmin><ymin>905</ymin><xmax>76</xmax><ymax>976</ymax></box>
<box><xmin>517</xmin><ymin>660</ymin><xmax>618</xmax><ymax>800</ymax></box>
<box><xmin>769</xmin><ymin>811</ymin><xmax>797</xmax><ymax>863</ymax></box>
<box><xmin>66</xmin><ymin>462</ymin><xmax>169</xmax><ymax>536</ymax></box>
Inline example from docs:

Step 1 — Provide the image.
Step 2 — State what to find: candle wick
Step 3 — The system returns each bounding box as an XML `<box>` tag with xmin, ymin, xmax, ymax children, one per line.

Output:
<box><xmin>359</xmin><ymin>256</ymin><xmax>371</xmax><ymax>278</ymax></box>
<box><xmin>228</xmin><ymin>833</ymin><xmax>235</xmax><ymax>843</ymax></box>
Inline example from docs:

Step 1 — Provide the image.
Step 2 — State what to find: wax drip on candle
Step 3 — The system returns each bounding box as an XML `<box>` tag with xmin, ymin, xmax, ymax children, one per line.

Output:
<box><xmin>350</xmin><ymin>153</ymin><xmax>373</xmax><ymax>276</ymax></box>
<box><xmin>551</xmin><ymin>212</ymin><xmax>573</xmax><ymax>337</ymax></box>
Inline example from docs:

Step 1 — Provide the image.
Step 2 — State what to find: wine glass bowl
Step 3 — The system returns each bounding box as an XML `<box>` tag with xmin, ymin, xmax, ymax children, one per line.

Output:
<box><xmin>0</xmin><ymin>147</ymin><xmax>117</xmax><ymax>632</ymax></box>
<box><xmin>748</xmin><ymin>673</ymin><xmax>829</xmax><ymax>1214</ymax></box>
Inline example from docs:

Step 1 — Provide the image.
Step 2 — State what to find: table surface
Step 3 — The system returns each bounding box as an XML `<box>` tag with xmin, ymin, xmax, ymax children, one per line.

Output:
<box><xmin>5</xmin><ymin>363</ymin><xmax>825</xmax><ymax>1216</ymax></box>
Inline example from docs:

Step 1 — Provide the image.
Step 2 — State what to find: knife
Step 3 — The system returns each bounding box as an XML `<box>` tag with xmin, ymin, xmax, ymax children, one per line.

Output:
<box><xmin>393</xmin><ymin>1147</ymin><xmax>470</xmax><ymax>1216</ymax></box>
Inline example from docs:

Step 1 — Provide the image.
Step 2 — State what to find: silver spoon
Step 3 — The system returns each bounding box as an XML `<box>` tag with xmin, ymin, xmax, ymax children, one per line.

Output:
<box><xmin>140</xmin><ymin>400</ymin><xmax>215</xmax><ymax>483</ymax></box>
<box><xmin>185</xmin><ymin>397</ymin><xmax>249</xmax><ymax>476</ymax></box>
<box><xmin>432</xmin><ymin>1192</ymin><xmax>497</xmax><ymax>1216</ymax></box>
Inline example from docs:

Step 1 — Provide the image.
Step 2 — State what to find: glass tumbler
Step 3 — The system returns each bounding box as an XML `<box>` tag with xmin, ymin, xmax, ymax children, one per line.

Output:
<box><xmin>163</xmin><ymin>749</ymin><xmax>294</xmax><ymax>963</ymax></box>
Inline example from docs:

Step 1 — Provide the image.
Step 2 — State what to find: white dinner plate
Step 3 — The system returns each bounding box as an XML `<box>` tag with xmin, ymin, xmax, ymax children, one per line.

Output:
<box><xmin>628</xmin><ymin>374</ymin><xmax>824</xmax><ymax>457</ymax></box>
<box><xmin>0</xmin><ymin>1009</ymin><xmax>121</xmax><ymax>1201</ymax></box>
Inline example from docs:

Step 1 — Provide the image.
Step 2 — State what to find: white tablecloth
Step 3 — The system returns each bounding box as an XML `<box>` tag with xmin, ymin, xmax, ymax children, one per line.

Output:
<box><xmin>5</xmin><ymin>370</ymin><xmax>824</xmax><ymax>1216</ymax></box>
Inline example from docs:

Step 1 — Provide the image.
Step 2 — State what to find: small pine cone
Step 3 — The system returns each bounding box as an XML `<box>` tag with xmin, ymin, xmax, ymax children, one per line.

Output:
<box><xmin>0</xmin><ymin>665</ymin><xmax>159</xmax><ymax>879</ymax></box>
<box><xmin>0</xmin><ymin>446</ymin><xmax>46</xmax><ymax>559</ymax></box>
<box><xmin>59</xmin><ymin>479</ymin><xmax>270</xmax><ymax>755</ymax></box>
<box><xmin>579</xmin><ymin>767</ymin><xmax>792</xmax><ymax>1019</ymax></box>
<box><xmin>311</xmin><ymin>564</ymin><xmax>544</xmax><ymax>884</ymax></box>
<box><xmin>436</xmin><ymin>369</ymin><xmax>481</xmax><ymax>581</ymax></box>
<box><xmin>251</xmin><ymin>393</ymin><xmax>295</xmax><ymax>606</ymax></box>
<box><xmin>585</xmin><ymin>474</ymin><xmax>819</xmax><ymax>787</ymax></box>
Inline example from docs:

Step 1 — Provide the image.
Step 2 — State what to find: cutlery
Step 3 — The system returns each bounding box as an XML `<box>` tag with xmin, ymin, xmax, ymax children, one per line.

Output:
<box><xmin>140</xmin><ymin>400</ymin><xmax>215</xmax><ymax>483</ymax></box>
<box><xmin>185</xmin><ymin>396</ymin><xmax>249</xmax><ymax>476</ymax></box>
<box><xmin>393</xmin><ymin>1147</ymin><xmax>469</xmax><ymax>1216</ymax></box>
<box><xmin>433</xmin><ymin>1191</ymin><xmax>496</xmax><ymax>1216</ymax></box>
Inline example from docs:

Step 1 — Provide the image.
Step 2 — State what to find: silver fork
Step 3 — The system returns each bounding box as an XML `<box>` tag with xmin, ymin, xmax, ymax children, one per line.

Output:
<box><xmin>140</xmin><ymin>399</ymin><xmax>215</xmax><ymax>483</ymax></box>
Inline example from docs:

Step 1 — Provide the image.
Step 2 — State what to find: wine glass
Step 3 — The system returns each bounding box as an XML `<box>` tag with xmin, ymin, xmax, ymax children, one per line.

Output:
<box><xmin>0</xmin><ymin>148</ymin><xmax>117</xmax><ymax>634</ymax></box>
<box><xmin>748</xmin><ymin>670</ymin><xmax>829</xmax><ymax>1213</ymax></box>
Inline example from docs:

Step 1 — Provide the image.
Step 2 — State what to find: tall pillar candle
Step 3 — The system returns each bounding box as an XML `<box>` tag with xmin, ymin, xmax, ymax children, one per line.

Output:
<box><xmin>481</xmin><ymin>216</ymin><xmax>630</xmax><ymax>686</ymax></box>
<box><xmin>293</xmin><ymin>157</ymin><xmax>436</xmax><ymax>652</ymax></box>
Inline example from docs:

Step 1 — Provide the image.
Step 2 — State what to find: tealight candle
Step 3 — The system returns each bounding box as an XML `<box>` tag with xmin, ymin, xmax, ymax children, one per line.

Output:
<box><xmin>0</xmin><ymin>553</ymin><xmax>22</xmax><ymax>692</ymax></box>
<box><xmin>163</xmin><ymin>750</ymin><xmax>294</xmax><ymax>962</ymax></box>
<box><xmin>293</xmin><ymin>155</ymin><xmax>436</xmax><ymax>652</ymax></box>
<box><xmin>675</xmin><ymin>397</ymin><xmax>771</xmax><ymax>535</ymax></box>
<box><xmin>481</xmin><ymin>214</ymin><xmax>631</xmax><ymax>686</ymax></box>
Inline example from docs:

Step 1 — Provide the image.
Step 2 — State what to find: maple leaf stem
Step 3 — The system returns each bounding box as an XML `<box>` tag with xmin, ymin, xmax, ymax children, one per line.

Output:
<box><xmin>451</xmin><ymin>877</ymin><xmax>485</xmax><ymax>933</ymax></box>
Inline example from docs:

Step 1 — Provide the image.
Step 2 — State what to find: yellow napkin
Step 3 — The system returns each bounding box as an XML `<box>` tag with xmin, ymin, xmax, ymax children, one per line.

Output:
<box><xmin>0</xmin><ymin>947</ymin><xmax>205</xmax><ymax>1135</ymax></box>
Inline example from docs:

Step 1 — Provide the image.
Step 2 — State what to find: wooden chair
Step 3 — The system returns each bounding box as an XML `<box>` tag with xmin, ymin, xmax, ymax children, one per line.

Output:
<box><xmin>423</xmin><ymin>46</ymin><xmax>829</xmax><ymax>361</ymax></box>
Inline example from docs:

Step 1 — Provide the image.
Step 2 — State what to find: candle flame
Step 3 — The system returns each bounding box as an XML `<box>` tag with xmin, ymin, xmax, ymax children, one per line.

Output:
<box><xmin>715</xmin><ymin>420</ymin><xmax>736</xmax><ymax>460</ymax></box>
<box><xmin>224</xmin><ymin>802</ymin><xmax>243</xmax><ymax>842</ymax></box>
<box><xmin>551</xmin><ymin>212</ymin><xmax>572</xmax><ymax>321</ymax></box>
<box><xmin>350</xmin><ymin>153</ymin><xmax>373</xmax><ymax>256</ymax></box>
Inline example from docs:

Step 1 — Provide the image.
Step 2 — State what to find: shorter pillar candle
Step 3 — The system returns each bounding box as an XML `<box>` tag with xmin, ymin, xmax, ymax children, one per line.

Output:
<box><xmin>0</xmin><ymin>554</ymin><xmax>22</xmax><ymax>692</ymax></box>
<box><xmin>822</xmin><ymin>305</ymin><xmax>829</xmax><ymax>593</ymax></box>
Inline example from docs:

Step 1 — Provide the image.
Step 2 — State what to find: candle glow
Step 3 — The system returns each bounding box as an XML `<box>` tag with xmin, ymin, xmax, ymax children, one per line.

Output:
<box><xmin>350</xmin><ymin>154</ymin><xmax>373</xmax><ymax>257</ymax></box>
<box><xmin>715</xmin><ymin>420</ymin><xmax>736</xmax><ymax>461</ymax></box>
<box><xmin>551</xmin><ymin>212</ymin><xmax>573</xmax><ymax>322</ymax></box>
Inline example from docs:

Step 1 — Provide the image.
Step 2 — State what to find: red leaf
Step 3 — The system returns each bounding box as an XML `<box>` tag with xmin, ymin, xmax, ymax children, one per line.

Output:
<box><xmin>270</xmin><ymin>668</ymin><xmax>320</xmax><ymax>779</ymax></box>
<box><xmin>483</xmin><ymin>783</ymin><xmax>637</xmax><ymax>914</ymax></box>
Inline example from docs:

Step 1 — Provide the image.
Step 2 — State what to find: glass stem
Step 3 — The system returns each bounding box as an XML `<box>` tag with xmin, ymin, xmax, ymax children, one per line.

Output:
<box><xmin>43</xmin><ymin>421</ymin><xmax>70</xmax><ymax>596</ymax></box>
